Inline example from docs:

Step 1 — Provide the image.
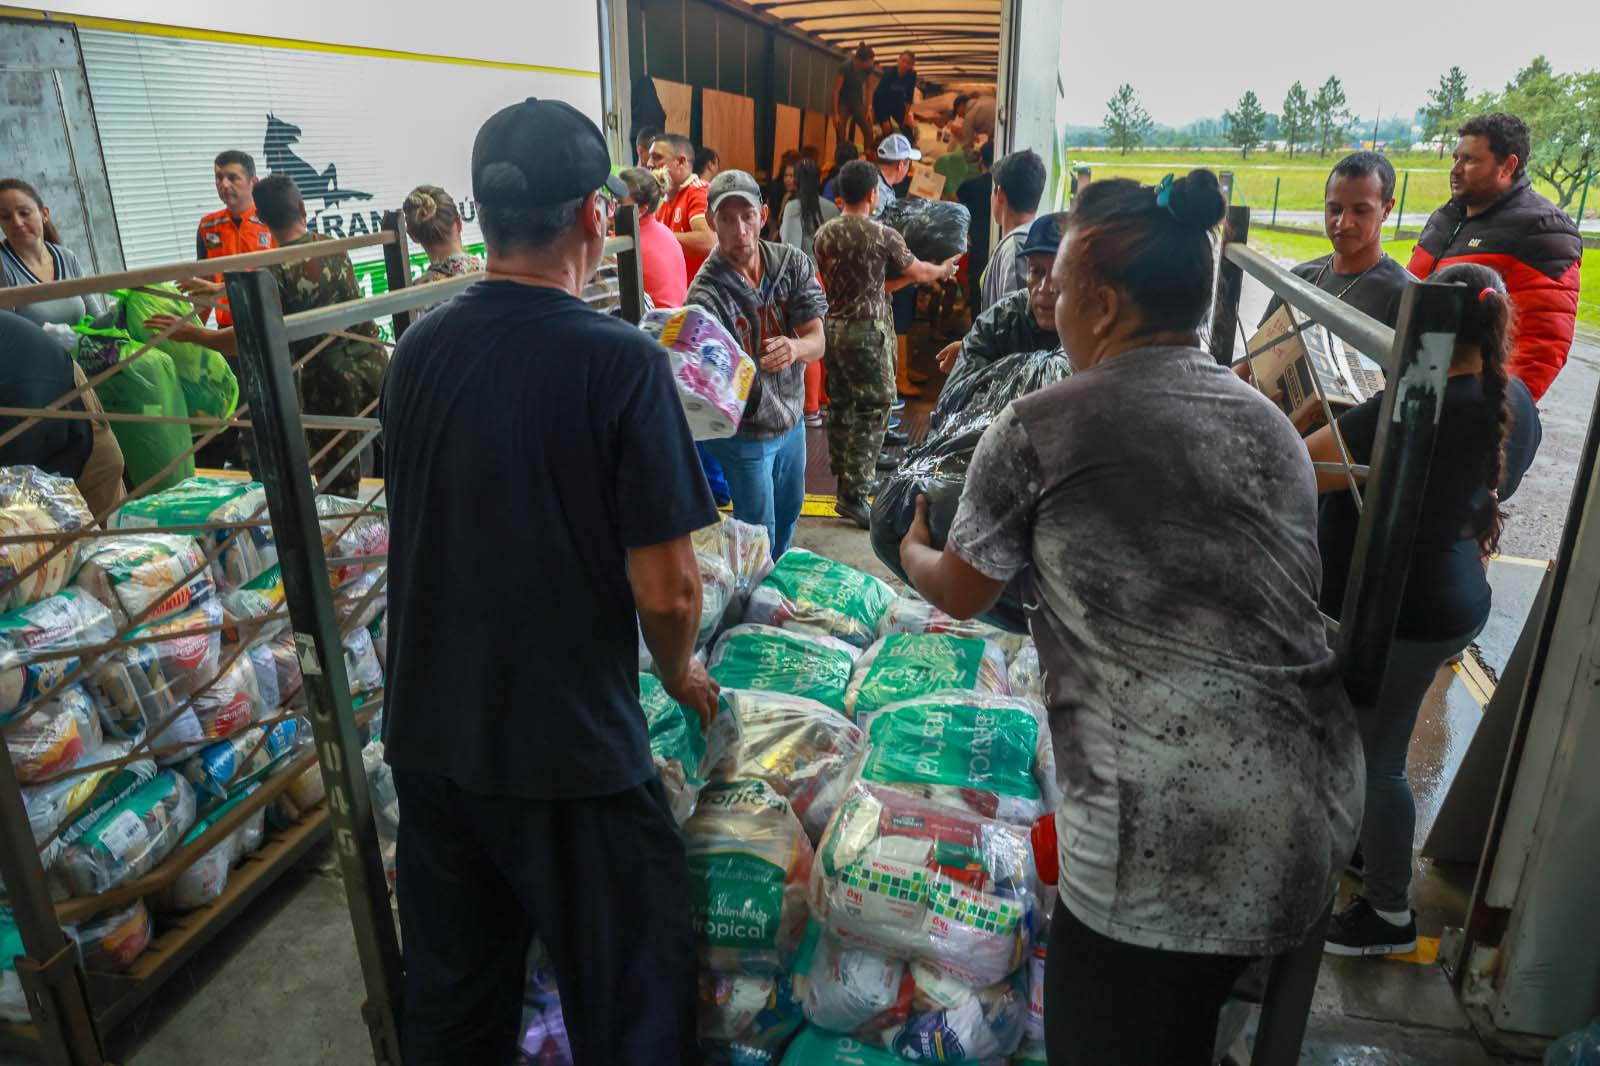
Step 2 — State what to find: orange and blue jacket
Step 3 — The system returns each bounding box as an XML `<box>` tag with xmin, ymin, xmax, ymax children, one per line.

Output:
<box><xmin>196</xmin><ymin>205</ymin><xmax>275</xmax><ymax>326</ymax></box>
<box><xmin>1408</xmin><ymin>177</ymin><xmax>1582</xmax><ymax>402</ymax></box>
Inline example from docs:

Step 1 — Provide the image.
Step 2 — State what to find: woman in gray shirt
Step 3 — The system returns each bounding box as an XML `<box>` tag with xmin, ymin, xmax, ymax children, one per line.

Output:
<box><xmin>0</xmin><ymin>179</ymin><xmax>107</xmax><ymax>336</ymax></box>
<box><xmin>900</xmin><ymin>170</ymin><xmax>1363</xmax><ymax>1065</ymax></box>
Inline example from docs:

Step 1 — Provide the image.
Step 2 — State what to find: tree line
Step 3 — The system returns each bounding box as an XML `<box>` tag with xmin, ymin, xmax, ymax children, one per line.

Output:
<box><xmin>1100</xmin><ymin>58</ymin><xmax>1599</xmax><ymax>208</ymax></box>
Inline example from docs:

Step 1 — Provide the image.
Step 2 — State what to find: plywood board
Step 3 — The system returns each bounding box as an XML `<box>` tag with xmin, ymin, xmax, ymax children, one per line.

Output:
<box><xmin>653</xmin><ymin>77</ymin><xmax>693</xmax><ymax>138</ymax></box>
<box><xmin>801</xmin><ymin>109</ymin><xmax>830</xmax><ymax>156</ymax></box>
<box><xmin>702</xmin><ymin>88</ymin><xmax>756</xmax><ymax>174</ymax></box>
<box><xmin>773</xmin><ymin>103</ymin><xmax>802</xmax><ymax>176</ymax></box>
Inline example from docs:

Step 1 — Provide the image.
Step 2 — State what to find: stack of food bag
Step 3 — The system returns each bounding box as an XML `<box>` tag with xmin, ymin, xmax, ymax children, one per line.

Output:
<box><xmin>709</xmin><ymin>625</ymin><xmax>859</xmax><ymax>716</ymax></box>
<box><xmin>709</xmin><ymin>690</ymin><xmax>862</xmax><ymax>841</ymax></box>
<box><xmin>0</xmin><ymin>468</ymin><xmax>95</xmax><ymax>611</ymax></box>
<box><xmin>111</xmin><ymin>477</ymin><xmax>275</xmax><ymax>590</ymax></box>
<box><xmin>685</xmin><ymin>779</ymin><xmax>813</xmax><ymax>1063</ymax></box>
<box><xmin>150</xmin><ymin>782</ymin><xmax>267</xmax><ymax>912</ymax></box>
<box><xmin>692</xmin><ymin>517</ymin><xmax>775</xmax><ymax>622</ymax></box>
<box><xmin>842</xmin><ymin>633</ymin><xmax>1010</xmax><ymax>722</ymax></box>
<box><xmin>641</xmin><ymin>307</ymin><xmax>758</xmax><ymax>441</ymax></box>
<box><xmin>746</xmin><ymin>551</ymin><xmax>894</xmax><ymax>651</ymax></box>
<box><xmin>643</xmin><ymin>672</ymin><xmax>738</xmax><ymax>824</ymax></box>
<box><xmin>697</xmin><ymin>553</ymin><xmax>737</xmax><ymax>650</ymax></box>
<box><xmin>870</xmin><ymin>350</ymin><xmax>1073</xmax><ymax>635</ymax></box>
<box><xmin>1</xmin><ymin>899</ymin><xmax>154</xmax><ymax>1023</ymax></box>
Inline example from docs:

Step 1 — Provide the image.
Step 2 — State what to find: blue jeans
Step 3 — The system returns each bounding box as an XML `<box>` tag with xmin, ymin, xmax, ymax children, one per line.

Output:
<box><xmin>1359</xmin><ymin>620</ymin><xmax>1485</xmax><ymax>913</ymax></box>
<box><xmin>702</xmin><ymin>421</ymin><xmax>807</xmax><ymax>558</ymax></box>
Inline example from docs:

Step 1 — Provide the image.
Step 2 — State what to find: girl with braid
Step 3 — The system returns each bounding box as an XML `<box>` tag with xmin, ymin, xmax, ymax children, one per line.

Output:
<box><xmin>1309</xmin><ymin>261</ymin><xmax>1542</xmax><ymax>956</ymax></box>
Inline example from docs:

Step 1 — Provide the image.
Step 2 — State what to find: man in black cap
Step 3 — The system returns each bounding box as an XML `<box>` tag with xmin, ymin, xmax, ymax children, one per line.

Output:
<box><xmin>380</xmin><ymin>98</ymin><xmax>717</xmax><ymax>1066</ymax></box>
<box><xmin>936</xmin><ymin>212</ymin><xmax>1066</xmax><ymax>387</ymax></box>
<box><xmin>687</xmin><ymin>169</ymin><xmax>827</xmax><ymax>559</ymax></box>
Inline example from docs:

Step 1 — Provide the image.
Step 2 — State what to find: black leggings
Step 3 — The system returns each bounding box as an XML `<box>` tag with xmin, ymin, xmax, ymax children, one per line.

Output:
<box><xmin>1045</xmin><ymin>901</ymin><xmax>1252</xmax><ymax>1066</ymax></box>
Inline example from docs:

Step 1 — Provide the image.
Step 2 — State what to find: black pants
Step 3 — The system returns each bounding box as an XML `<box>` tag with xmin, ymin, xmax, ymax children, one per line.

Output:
<box><xmin>1044</xmin><ymin>901</ymin><xmax>1252</xmax><ymax>1066</ymax></box>
<box><xmin>392</xmin><ymin>771</ymin><xmax>700</xmax><ymax>1066</ymax></box>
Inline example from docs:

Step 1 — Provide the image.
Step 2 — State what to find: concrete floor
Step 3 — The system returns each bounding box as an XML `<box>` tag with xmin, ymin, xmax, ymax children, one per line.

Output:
<box><xmin>4</xmin><ymin>271</ymin><xmax>1571</xmax><ymax>1066</ymax></box>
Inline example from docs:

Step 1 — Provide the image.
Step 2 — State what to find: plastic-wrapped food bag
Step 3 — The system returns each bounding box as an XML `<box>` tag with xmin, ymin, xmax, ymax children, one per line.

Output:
<box><xmin>699</xmin><ymin>970</ymin><xmax>804</xmax><ymax>1065</ymax></box>
<box><xmin>843</xmin><ymin>634</ymin><xmax>1009</xmax><ymax>721</ymax></box>
<box><xmin>0</xmin><ymin>467</ymin><xmax>95</xmax><ymax>611</ymax></box>
<box><xmin>709</xmin><ymin>625</ymin><xmax>859</xmax><ymax>714</ymax></box>
<box><xmin>856</xmin><ymin>694</ymin><xmax>1057</xmax><ymax>826</ymax></box>
<box><xmin>693</xmin><ymin>517</ymin><xmax>776</xmax><ymax>623</ymax></box>
<box><xmin>221</xmin><ymin>563</ymin><xmax>286</xmax><ymax>642</ymax></box>
<box><xmin>180</xmin><ymin>719</ymin><xmax>301</xmax><ymax>802</ymax></box>
<box><xmin>38</xmin><ymin>750</ymin><xmax>160</xmax><ymax>872</ymax></box>
<box><xmin>711</xmin><ymin>690</ymin><xmax>863</xmax><ymax>841</ymax></box>
<box><xmin>640</xmin><ymin>306</ymin><xmax>758</xmax><ymax>440</ymax></box>
<box><xmin>699</xmin><ymin>552</ymin><xmax>737</xmax><ymax>649</ymax></box>
<box><xmin>929</xmin><ymin>349</ymin><xmax>1072</xmax><ymax>439</ymax></box>
<box><xmin>247</xmin><ymin>640</ymin><xmax>281</xmax><ymax>712</ymax></box>
<box><xmin>0</xmin><ymin>589</ymin><xmax>116</xmax><ymax>721</ymax></box>
<box><xmin>83</xmin><ymin>642</ymin><xmax>168</xmax><ymax>741</ymax></box>
<box><xmin>746</xmin><ymin>550</ymin><xmax>894</xmax><ymax>650</ymax></box>
<box><xmin>343</xmin><ymin>624</ymin><xmax>384</xmax><ymax>696</ymax></box>
<box><xmin>810</xmin><ymin>781</ymin><xmax>1037</xmax><ymax>989</ymax></box>
<box><xmin>128</xmin><ymin>596</ymin><xmax>223</xmax><ymax>703</ymax></box>
<box><xmin>778</xmin><ymin>1027</ymin><xmax>1008</xmax><ymax>1066</ymax></box>
<box><xmin>881</xmin><ymin>962</ymin><xmax>1026</xmax><ymax>1062</ymax></box>
<box><xmin>6</xmin><ymin>683</ymin><xmax>102</xmax><ymax>784</ymax></box>
<box><xmin>152</xmin><ymin>786</ymin><xmax>266</xmax><ymax>911</ymax></box>
<box><xmin>57</xmin><ymin>769</ymin><xmax>196</xmax><ymax>896</ymax></box>
<box><xmin>73</xmin><ymin>533</ymin><xmax>215</xmax><ymax>628</ymax></box>
<box><xmin>1008</xmin><ymin>644</ymin><xmax>1042</xmax><ymax>705</ymax></box>
<box><xmin>72</xmin><ymin>898</ymin><xmax>153</xmax><ymax>972</ymax></box>
<box><xmin>269</xmin><ymin>630</ymin><xmax>304</xmax><ymax>710</ymax></box>
<box><xmin>793</xmin><ymin>922</ymin><xmax>913</xmax><ymax>1038</ymax></box>
<box><xmin>315</xmin><ymin>494</ymin><xmax>388</xmax><ymax>587</ymax></box>
<box><xmin>0</xmin><ymin>911</ymin><xmax>30</xmax><ymax>1022</ymax></box>
<box><xmin>111</xmin><ymin>476</ymin><xmax>274</xmax><ymax>590</ymax></box>
<box><xmin>642</xmin><ymin>672</ymin><xmax>712</xmax><ymax>824</ymax></box>
<box><xmin>685</xmin><ymin>779</ymin><xmax>814</xmax><ymax>976</ymax></box>
<box><xmin>875</xmin><ymin>595</ymin><xmax>1012</xmax><ymax>644</ymax></box>
<box><xmin>189</xmin><ymin>653</ymin><xmax>263</xmax><ymax>741</ymax></box>
<box><xmin>880</xmin><ymin>199</ymin><xmax>970</xmax><ymax>263</ymax></box>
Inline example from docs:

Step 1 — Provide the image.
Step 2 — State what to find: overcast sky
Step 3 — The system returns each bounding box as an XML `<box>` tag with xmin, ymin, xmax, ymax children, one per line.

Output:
<box><xmin>1060</xmin><ymin>0</ymin><xmax>1597</xmax><ymax>128</ymax></box>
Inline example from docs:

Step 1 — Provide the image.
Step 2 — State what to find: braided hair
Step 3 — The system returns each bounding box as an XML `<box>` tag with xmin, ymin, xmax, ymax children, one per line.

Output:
<box><xmin>1432</xmin><ymin>262</ymin><xmax>1516</xmax><ymax>557</ymax></box>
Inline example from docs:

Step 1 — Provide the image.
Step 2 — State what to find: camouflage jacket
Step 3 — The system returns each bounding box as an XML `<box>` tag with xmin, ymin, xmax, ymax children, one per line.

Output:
<box><xmin>945</xmin><ymin>288</ymin><xmax>1058</xmax><ymax>394</ymax></box>
<box><xmin>268</xmin><ymin>232</ymin><xmax>387</xmax><ymax>415</ymax></box>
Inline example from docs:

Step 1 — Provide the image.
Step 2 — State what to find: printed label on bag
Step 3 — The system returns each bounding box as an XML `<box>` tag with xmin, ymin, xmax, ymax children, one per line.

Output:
<box><xmin>99</xmin><ymin>810</ymin><xmax>149</xmax><ymax>862</ymax></box>
<box><xmin>688</xmin><ymin>852</ymin><xmax>786</xmax><ymax>949</ymax></box>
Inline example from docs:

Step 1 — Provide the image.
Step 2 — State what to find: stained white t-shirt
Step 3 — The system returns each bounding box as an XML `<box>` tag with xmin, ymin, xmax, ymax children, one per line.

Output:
<box><xmin>948</xmin><ymin>344</ymin><xmax>1364</xmax><ymax>956</ymax></box>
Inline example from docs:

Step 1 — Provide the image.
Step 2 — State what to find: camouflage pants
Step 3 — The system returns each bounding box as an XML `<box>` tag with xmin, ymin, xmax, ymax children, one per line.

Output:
<box><xmin>824</xmin><ymin>318</ymin><xmax>895</xmax><ymax>502</ymax></box>
<box><xmin>300</xmin><ymin>340</ymin><xmax>387</xmax><ymax>498</ymax></box>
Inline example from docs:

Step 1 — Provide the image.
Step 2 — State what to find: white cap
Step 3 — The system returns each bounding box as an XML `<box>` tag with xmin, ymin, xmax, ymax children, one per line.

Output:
<box><xmin>876</xmin><ymin>133</ymin><xmax>922</xmax><ymax>162</ymax></box>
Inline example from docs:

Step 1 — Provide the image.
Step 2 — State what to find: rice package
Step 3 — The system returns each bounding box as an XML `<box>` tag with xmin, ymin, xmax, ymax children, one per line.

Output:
<box><xmin>709</xmin><ymin>625</ymin><xmax>859</xmax><ymax>714</ymax></box>
<box><xmin>810</xmin><ymin>782</ymin><xmax>1037</xmax><ymax>989</ymax></box>
<box><xmin>6</xmin><ymin>683</ymin><xmax>102</xmax><ymax>784</ymax></box>
<box><xmin>1009</xmin><ymin>644</ymin><xmax>1042</xmax><ymax>705</ymax></box>
<box><xmin>180</xmin><ymin>719</ymin><xmax>301</xmax><ymax>802</ymax></box>
<box><xmin>188</xmin><ymin>653</ymin><xmax>263</xmax><ymax>741</ymax></box>
<box><xmin>747</xmin><ymin>550</ymin><xmax>894</xmax><ymax>650</ymax></box>
<box><xmin>0</xmin><ymin>467</ymin><xmax>94</xmax><ymax>611</ymax></box>
<box><xmin>693</xmin><ymin>517</ymin><xmax>775</xmax><ymax>621</ymax></box>
<box><xmin>127</xmin><ymin>596</ymin><xmax>223</xmax><ymax>701</ymax></box>
<box><xmin>684</xmin><ymin>779</ymin><xmax>814</xmax><ymax>976</ymax></box>
<box><xmin>36</xmin><ymin>748</ymin><xmax>159</xmax><ymax>872</ymax></box>
<box><xmin>641</xmin><ymin>306</ymin><xmax>757</xmax><ymax>441</ymax></box>
<box><xmin>72</xmin><ymin>533</ymin><xmax>215</xmax><ymax>628</ymax></box>
<box><xmin>793</xmin><ymin>923</ymin><xmax>913</xmax><ymax>1037</ymax></box>
<box><xmin>699</xmin><ymin>552</ymin><xmax>737</xmax><ymax>649</ymax></box>
<box><xmin>856</xmin><ymin>694</ymin><xmax>1057</xmax><ymax>826</ymax></box>
<box><xmin>316</xmin><ymin>494</ymin><xmax>388</xmax><ymax>588</ymax></box>
<box><xmin>642</xmin><ymin>672</ymin><xmax>711</xmax><ymax>823</ymax></box>
<box><xmin>112</xmin><ymin>477</ymin><xmax>275</xmax><ymax>591</ymax></box>
<box><xmin>711</xmin><ymin>690</ymin><xmax>863</xmax><ymax>841</ymax></box>
<box><xmin>698</xmin><ymin>970</ymin><xmax>804</xmax><ymax>1065</ymax></box>
<box><xmin>57</xmin><ymin>769</ymin><xmax>196</xmax><ymax>896</ymax></box>
<box><xmin>843</xmin><ymin>634</ymin><xmax>1010</xmax><ymax>721</ymax></box>
<box><xmin>0</xmin><ymin>589</ymin><xmax>115</xmax><ymax>724</ymax></box>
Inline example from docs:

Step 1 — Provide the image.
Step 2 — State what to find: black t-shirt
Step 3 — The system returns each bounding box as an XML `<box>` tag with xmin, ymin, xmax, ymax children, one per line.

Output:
<box><xmin>872</xmin><ymin>70</ymin><xmax>917</xmax><ymax>125</ymax></box>
<box><xmin>1319</xmin><ymin>374</ymin><xmax>1541</xmax><ymax>641</ymax></box>
<box><xmin>0</xmin><ymin>311</ymin><xmax>92</xmax><ymax>477</ymax></box>
<box><xmin>379</xmin><ymin>280</ymin><xmax>718</xmax><ymax>799</ymax></box>
<box><xmin>1260</xmin><ymin>253</ymin><xmax>1414</xmax><ymax>331</ymax></box>
<box><xmin>957</xmin><ymin>173</ymin><xmax>992</xmax><ymax>275</ymax></box>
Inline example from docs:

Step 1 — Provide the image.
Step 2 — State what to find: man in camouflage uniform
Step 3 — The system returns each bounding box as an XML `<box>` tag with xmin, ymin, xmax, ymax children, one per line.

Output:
<box><xmin>935</xmin><ymin>213</ymin><xmax>1066</xmax><ymax>395</ymax></box>
<box><xmin>812</xmin><ymin>160</ymin><xmax>960</xmax><ymax>528</ymax></box>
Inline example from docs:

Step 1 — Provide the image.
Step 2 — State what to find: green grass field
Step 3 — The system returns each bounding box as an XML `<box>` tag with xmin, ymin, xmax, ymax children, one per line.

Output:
<box><xmin>1245</xmin><ymin>227</ymin><xmax>1600</xmax><ymax>333</ymax></box>
<box><xmin>1066</xmin><ymin>148</ymin><xmax>1577</xmax><ymax>222</ymax></box>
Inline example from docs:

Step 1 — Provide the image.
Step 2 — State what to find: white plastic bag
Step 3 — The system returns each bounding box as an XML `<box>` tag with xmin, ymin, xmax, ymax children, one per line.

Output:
<box><xmin>710</xmin><ymin>689</ymin><xmax>863</xmax><ymax>841</ymax></box>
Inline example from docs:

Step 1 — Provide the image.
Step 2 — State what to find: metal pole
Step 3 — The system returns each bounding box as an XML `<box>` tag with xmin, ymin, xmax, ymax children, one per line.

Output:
<box><xmin>613</xmin><ymin>204</ymin><xmax>646</xmax><ymax>324</ymax></box>
<box><xmin>1207</xmin><ymin>205</ymin><xmax>1251</xmax><ymax>365</ymax></box>
<box><xmin>1576</xmin><ymin>168</ymin><xmax>1592</xmax><ymax>226</ymax></box>
<box><xmin>1271</xmin><ymin>175</ymin><xmax>1280</xmax><ymax>225</ymax></box>
<box><xmin>0</xmin><ymin>752</ymin><xmax>106</xmax><ymax>1066</ymax></box>
<box><xmin>223</xmin><ymin>267</ymin><xmax>405</xmax><ymax>1066</ymax></box>
<box><xmin>1251</xmin><ymin>280</ymin><xmax>1465</xmax><ymax>1065</ymax></box>
<box><xmin>1393</xmin><ymin>170</ymin><xmax>1409</xmax><ymax>238</ymax></box>
<box><xmin>380</xmin><ymin>210</ymin><xmax>414</xmax><ymax>342</ymax></box>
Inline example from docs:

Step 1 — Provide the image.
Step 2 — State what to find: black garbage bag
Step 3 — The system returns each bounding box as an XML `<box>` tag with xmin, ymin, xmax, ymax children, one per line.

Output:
<box><xmin>930</xmin><ymin>348</ymin><xmax>1073</xmax><ymax>436</ymax></box>
<box><xmin>881</xmin><ymin>198</ymin><xmax>971</xmax><ymax>262</ymax></box>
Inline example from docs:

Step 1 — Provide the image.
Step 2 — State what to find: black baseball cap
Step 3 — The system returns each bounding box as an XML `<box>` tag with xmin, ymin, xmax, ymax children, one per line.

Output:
<box><xmin>1019</xmin><ymin>214</ymin><xmax>1066</xmax><ymax>258</ymax></box>
<box><xmin>472</xmin><ymin>98</ymin><xmax>627</xmax><ymax>208</ymax></box>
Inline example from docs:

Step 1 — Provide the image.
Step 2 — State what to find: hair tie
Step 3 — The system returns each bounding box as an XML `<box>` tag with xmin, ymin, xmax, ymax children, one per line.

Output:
<box><xmin>1153</xmin><ymin>174</ymin><xmax>1177</xmax><ymax>218</ymax></box>
<box><xmin>1478</xmin><ymin>286</ymin><xmax>1498</xmax><ymax>303</ymax></box>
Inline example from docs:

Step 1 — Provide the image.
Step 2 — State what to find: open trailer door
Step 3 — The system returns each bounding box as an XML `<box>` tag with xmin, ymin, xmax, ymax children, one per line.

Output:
<box><xmin>995</xmin><ymin>0</ymin><xmax>1065</xmax><ymax>206</ymax></box>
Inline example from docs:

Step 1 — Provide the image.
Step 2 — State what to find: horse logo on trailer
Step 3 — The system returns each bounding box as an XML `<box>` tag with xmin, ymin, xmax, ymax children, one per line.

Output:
<box><xmin>263</xmin><ymin>114</ymin><xmax>373</xmax><ymax>208</ymax></box>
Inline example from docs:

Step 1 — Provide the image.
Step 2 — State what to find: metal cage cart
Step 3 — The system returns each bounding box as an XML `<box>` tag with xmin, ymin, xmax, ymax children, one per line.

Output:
<box><xmin>0</xmin><ymin>201</ymin><xmax>645</xmax><ymax>1066</ymax></box>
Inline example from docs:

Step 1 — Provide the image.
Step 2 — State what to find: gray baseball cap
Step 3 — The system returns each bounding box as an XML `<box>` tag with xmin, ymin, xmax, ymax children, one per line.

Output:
<box><xmin>707</xmin><ymin>169</ymin><xmax>765</xmax><ymax>213</ymax></box>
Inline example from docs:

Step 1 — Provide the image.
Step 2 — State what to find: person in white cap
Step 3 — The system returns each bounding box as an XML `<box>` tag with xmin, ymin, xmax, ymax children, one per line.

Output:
<box><xmin>874</xmin><ymin>132</ymin><xmax>926</xmax><ymax>396</ymax></box>
<box><xmin>872</xmin><ymin>132</ymin><xmax>921</xmax><ymax>220</ymax></box>
<box><xmin>686</xmin><ymin>169</ymin><xmax>828</xmax><ymax>558</ymax></box>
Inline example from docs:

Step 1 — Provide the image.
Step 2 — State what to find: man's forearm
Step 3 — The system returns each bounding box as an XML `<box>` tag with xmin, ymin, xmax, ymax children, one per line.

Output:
<box><xmin>638</xmin><ymin>596</ymin><xmax>702</xmax><ymax>685</ymax></box>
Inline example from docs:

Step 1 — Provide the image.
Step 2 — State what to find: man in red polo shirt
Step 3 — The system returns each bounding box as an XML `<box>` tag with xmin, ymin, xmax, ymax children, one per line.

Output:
<box><xmin>196</xmin><ymin>150</ymin><xmax>275</xmax><ymax>327</ymax></box>
<box><xmin>647</xmin><ymin>134</ymin><xmax>714</xmax><ymax>282</ymax></box>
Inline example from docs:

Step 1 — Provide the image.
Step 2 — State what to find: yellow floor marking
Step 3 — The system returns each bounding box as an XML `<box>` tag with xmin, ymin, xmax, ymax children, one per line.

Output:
<box><xmin>1388</xmin><ymin>936</ymin><xmax>1440</xmax><ymax>965</ymax></box>
<box><xmin>1489</xmin><ymin>553</ymin><xmax>1552</xmax><ymax>569</ymax></box>
<box><xmin>1452</xmin><ymin>657</ymin><xmax>1496</xmax><ymax>709</ymax></box>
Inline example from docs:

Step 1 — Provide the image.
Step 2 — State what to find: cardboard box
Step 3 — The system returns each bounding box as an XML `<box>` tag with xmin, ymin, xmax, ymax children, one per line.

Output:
<box><xmin>1247</xmin><ymin>304</ymin><xmax>1385</xmax><ymax>430</ymax></box>
<box><xmin>908</xmin><ymin>161</ymin><xmax>947</xmax><ymax>200</ymax></box>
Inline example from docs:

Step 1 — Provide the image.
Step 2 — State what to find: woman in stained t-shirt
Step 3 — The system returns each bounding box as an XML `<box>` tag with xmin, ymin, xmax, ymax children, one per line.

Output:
<box><xmin>1310</xmin><ymin>261</ymin><xmax>1540</xmax><ymax>957</ymax></box>
<box><xmin>899</xmin><ymin>170</ymin><xmax>1364</xmax><ymax>1065</ymax></box>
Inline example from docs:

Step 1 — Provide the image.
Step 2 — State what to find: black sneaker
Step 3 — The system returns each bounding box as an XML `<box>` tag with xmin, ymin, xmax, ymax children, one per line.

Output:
<box><xmin>884</xmin><ymin>428</ymin><xmax>910</xmax><ymax>446</ymax></box>
<box><xmin>1324</xmin><ymin>897</ymin><xmax>1417</xmax><ymax>957</ymax></box>
<box><xmin>876</xmin><ymin>453</ymin><xmax>900</xmax><ymax>471</ymax></box>
<box><xmin>833</xmin><ymin>497</ymin><xmax>871</xmax><ymax>530</ymax></box>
